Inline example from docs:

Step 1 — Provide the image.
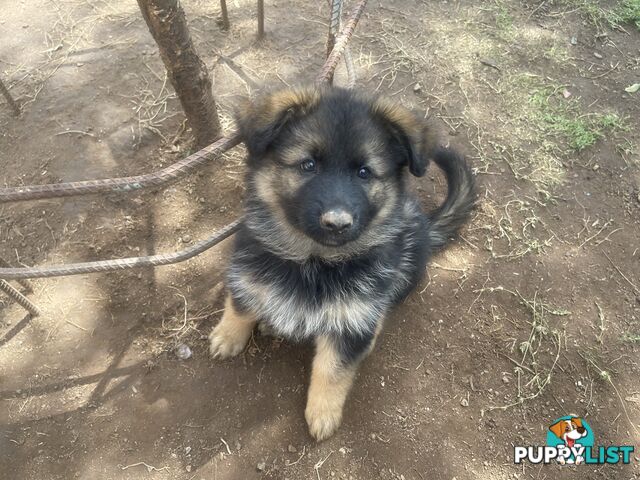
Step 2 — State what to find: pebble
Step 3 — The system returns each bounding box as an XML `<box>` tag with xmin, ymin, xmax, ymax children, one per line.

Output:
<box><xmin>502</xmin><ymin>375</ymin><xmax>510</xmax><ymax>384</ymax></box>
<box><xmin>181</xmin><ymin>234</ymin><xmax>192</xmax><ymax>243</ymax></box>
<box><xmin>413</xmin><ymin>83</ymin><xmax>422</xmax><ymax>93</ymax></box>
<box><xmin>257</xmin><ymin>461</ymin><xmax>266</xmax><ymax>472</ymax></box>
<box><xmin>460</xmin><ymin>397</ymin><xmax>469</xmax><ymax>407</ymax></box>
<box><xmin>570</xmin><ymin>36</ymin><xmax>577</xmax><ymax>45</ymax></box>
<box><xmin>288</xmin><ymin>444</ymin><xmax>297</xmax><ymax>453</ymax></box>
<box><xmin>592</xmin><ymin>164</ymin><xmax>600</xmax><ymax>171</ymax></box>
<box><xmin>175</xmin><ymin>344</ymin><xmax>192</xmax><ymax>360</ymax></box>
<box><xmin>593</xmin><ymin>52</ymin><xmax>603</xmax><ymax>59</ymax></box>
<box><xmin>186</xmin><ymin>465</ymin><xmax>192</xmax><ymax>472</ymax></box>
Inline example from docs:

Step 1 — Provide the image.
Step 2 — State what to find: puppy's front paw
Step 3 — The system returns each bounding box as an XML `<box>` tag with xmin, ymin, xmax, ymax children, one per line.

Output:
<box><xmin>208</xmin><ymin>322</ymin><xmax>251</xmax><ymax>359</ymax></box>
<box><xmin>305</xmin><ymin>401</ymin><xmax>342</xmax><ymax>441</ymax></box>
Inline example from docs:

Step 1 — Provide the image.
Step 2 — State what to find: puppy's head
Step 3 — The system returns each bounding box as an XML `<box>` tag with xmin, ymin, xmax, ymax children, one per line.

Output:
<box><xmin>549</xmin><ymin>417</ymin><xmax>587</xmax><ymax>444</ymax></box>
<box><xmin>236</xmin><ymin>86</ymin><xmax>437</xmax><ymax>254</ymax></box>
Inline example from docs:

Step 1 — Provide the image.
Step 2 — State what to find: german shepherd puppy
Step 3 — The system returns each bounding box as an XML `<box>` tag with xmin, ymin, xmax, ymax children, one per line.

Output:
<box><xmin>209</xmin><ymin>86</ymin><xmax>475</xmax><ymax>440</ymax></box>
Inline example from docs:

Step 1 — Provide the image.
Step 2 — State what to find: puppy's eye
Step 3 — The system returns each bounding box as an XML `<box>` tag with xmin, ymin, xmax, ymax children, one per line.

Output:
<box><xmin>299</xmin><ymin>158</ymin><xmax>317</xmax><ymax>173</ymax></box>
<box><xmin>357</xmin><ymin>166</ymin><xmax>372</xmax><ymax>179</ymax></box>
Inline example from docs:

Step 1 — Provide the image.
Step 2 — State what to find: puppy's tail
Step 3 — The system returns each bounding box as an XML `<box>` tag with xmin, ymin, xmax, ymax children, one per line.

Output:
<box><xmin>427</xmin><ymin>148</ymin><xmax>476</xmax><ymax>249</ymax></box>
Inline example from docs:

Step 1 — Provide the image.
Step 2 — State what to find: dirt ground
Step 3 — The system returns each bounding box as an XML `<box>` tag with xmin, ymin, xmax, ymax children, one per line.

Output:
<box><xmin>1</xmin><ymin>0</ymin><xmax>639</xmax><ymax>479</ymax></box>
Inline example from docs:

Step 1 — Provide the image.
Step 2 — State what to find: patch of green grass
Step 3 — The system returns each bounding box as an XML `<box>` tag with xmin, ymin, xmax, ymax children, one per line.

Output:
<box><xmin>622</xmin><ymin>332</ymin><xmax>640</xmax><ymax>343</ymax></box>
<box><xmin>542</xmin><ymin>113</ymin><xmax>600</xmax><ymax>150</ymax></box>
<box><xmin>612</xmin><ymin>0</ymin><xmax>640</xmax><ymax>30</ymax></box>
<box><xmin>567</xmin><ymin>0</ymin><xmax>640</xmax><ymax>31</ymax></box>
<box><xmin>543</xmin><ymin>45</ymin><xmax>570</xmax><ymax>63</ymax></box>
<box><xmin>519</xmin><ymin>78</ymin><xmax>629</xmax><ymax>151</ymax></box>
<box><xmin>496</xmin><ymin>5</ymin><xmax>514</xmax><ymax>31</ymax></box>
<box><xmin>597</xmin><ymin>113</ymin><xmax>631</xmax><ymax>133</ymax></box>
<box><xmin>486</xmin><ymin>1</ymin><xmax>516</xmax><ymax>40</ymax></box>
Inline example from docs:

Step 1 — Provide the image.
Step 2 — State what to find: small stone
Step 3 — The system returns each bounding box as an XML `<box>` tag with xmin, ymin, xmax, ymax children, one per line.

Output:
<box><xmin>413</xmin><ymin>83</ymin><xmax>422</xmax><ymax>93</ymax></box>
<box><xmin>502</xmin><ymin>375</ymin><xmax>510</xmax><ymax>384</ymax></box>
<box><xmin>288</xmin><ymin>444</ymin><xmax>297</xmax><ymax>453</ymax></box>
<box><xmin>592</xmin><ymin>164</ymin><xmax>600</xmax><ymax>171</ymax></box>
<box><xmin>186</xmin><ymin>465</ymin><xmax>192</xmax><ymax>472</ymax></box>
<box><xmin>370</xmin><ymin>433</ymin><xmax>376</xmax><ymax>440</ymax></box>
<box><xmin>593</xmin><ymin>52</ymin><xmax>603</xmax><ymax>59</ymax></box>
<box><xmin>339</xmin><ymin>447</ymin><xmax>347</xmax><ymax>455</ymax></box>
<box><xmin>175</xmin><ymin>344</ymin><xmax>192</xmax><ymax>360</ymax></box>
<box><xmin>460</xmin><ymin>397</ymin><xmax>469</xmax><ymax>407</ymax></box>
<box><xmin>185</xmin><ymin>446</ymin><xmax>192</xmax><ymax>455</ymax></box>
<box><xmin>570</xmin><ymin>36</ymin><xmax>577</xmax><ymax>45</ymax></box>
<box><xmin>257</xmin><ymin>461</ymin><xmax>266</xmax><ymax>472</ymax></box>
<box><xmin>181</xmin><ymin>234</ymin><xmax>192</xmax><ymax>243</ymax></box>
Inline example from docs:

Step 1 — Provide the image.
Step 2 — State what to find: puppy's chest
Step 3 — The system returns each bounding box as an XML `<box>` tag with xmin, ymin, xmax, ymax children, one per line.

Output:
<box><xmin>227</xmin><ymin>255</ymin><xmax>397</xmax><ymax>338</ymax></box>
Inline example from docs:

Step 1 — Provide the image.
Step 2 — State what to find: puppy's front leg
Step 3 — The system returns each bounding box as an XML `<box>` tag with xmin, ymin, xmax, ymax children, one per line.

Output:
<box><xmin>209</xmin><ymin>296</ymin><xmax>256</xmax><ymax>358</ymax></box>
<box><xmin>305</xmin><ymin>331</ymin><xmax>377</xmax><ymax>441</ymax></box>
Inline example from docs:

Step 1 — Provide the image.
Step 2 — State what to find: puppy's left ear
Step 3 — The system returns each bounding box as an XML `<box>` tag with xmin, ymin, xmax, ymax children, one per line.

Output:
<box><xmin>235</xmin><ymin>87</ymin><xmax>321</xmax><ymax>157</ymax></box>
<box><xmin>371</xmin><ymin>98</ymin><xmax>438</xmax><ymax>177</ymax></box>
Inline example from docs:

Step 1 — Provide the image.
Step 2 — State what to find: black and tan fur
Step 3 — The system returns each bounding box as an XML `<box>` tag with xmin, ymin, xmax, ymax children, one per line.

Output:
<box><xmin>209</xmin><ymin>86</ymin><xmax>476</xmax><ymax>440</ymax></box>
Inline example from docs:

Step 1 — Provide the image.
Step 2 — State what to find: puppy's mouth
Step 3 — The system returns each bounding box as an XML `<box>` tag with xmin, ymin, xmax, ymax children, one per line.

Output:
<box><xmin>313</xmin><ymin>230</ymin><xmax>360</xmax><ymax>247</ymax></box>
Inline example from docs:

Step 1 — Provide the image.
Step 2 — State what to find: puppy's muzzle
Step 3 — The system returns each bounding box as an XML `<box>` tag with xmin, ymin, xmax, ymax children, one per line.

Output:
<box><xmin>320</xmin><ymin>209</ymin><xmax>353</xmax><ymax>233</ymax></box>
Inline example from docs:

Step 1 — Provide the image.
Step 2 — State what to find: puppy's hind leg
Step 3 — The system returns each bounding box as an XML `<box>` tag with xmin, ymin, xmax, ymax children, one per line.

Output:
<box><xmin>305</xmin><ymin>328</ymin><xmax>379</xmax><ymax>441</ymax></box>
<box><xmin>209</xmin><ymin>296</ymin><xmax>257</xmax><ymax>359</ymax></box>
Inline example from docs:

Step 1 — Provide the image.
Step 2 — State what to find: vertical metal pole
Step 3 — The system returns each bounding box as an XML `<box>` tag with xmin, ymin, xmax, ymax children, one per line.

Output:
<box><xmin>219</xmin><ymin>0</ymin><xmax>230</xmax><ymax>29</ymax></box>
<box><xmin>0</xmin><ymin>77</ymin><xmax>20</xmax><ymax>116</ymax></box>
<box><xmin>257</xmin><ymin>0</ymin><xmax>265</xmax><ymax>39</ymax></box>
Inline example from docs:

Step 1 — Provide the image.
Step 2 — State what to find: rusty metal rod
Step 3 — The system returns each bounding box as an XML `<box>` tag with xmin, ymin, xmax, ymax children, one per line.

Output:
<box><xmin>0</xmin><ymin>280</ymin><xmax>40</xmax><ymax>315</ymax></box>
<box><xmin>325</xmin><ymin>0</ymin><xmax>343</xmax><ymax>83</ymax></box>
<box><xmin>0</xmin><ymin>134</ymin><xmax>241</xmax><ymax>203</ymax></box>
<box><xmin>0</xmin><ymin>77</ymin><xmax>21</xmax><ymax>117</ymax></box>
<box><xmin>0</xmin><ymin>219</ymin><xmax>241</xmax><ymax>279</ymax></box>
<box><xmin>316</xmin><ymin>0</ymin><xmax>367</xmax><ymax>84</ymax></box>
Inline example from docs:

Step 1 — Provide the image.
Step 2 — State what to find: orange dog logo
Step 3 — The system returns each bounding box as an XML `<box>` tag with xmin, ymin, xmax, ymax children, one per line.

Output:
<box><xmin>548</xmin><ymin>417</ymin><xmax>588</xmax><ymax>464</ymax></box>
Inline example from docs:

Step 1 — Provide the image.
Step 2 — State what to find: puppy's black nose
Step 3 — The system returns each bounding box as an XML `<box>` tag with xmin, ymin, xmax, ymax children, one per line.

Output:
<box><xmin>320</xmin><ymin>209</ymin><xmax>353</xmax><ymax>233</ymax></box>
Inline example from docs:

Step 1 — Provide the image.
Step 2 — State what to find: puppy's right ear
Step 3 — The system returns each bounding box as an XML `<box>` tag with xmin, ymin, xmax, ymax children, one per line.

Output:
<box><xmin>370</xmin><ymin>97</ymin><xmax>439</xmax><ymax>177</ymax></box>
<box><xmin>235</xmin><ymin>88</ymin><xmax>321</xmax><ymax>157</ymax></box>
